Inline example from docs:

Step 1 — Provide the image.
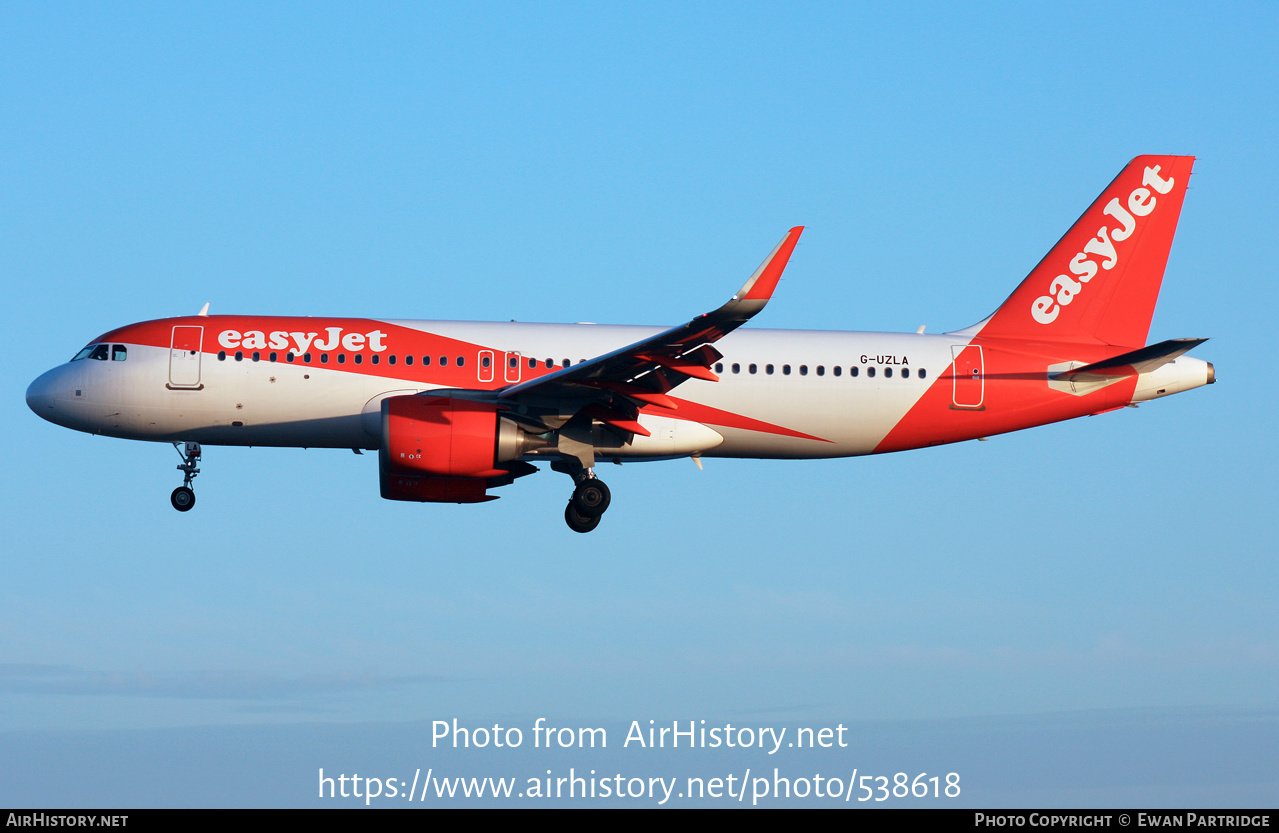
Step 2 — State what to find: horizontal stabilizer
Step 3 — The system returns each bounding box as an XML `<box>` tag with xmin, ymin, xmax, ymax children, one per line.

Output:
<box><xmin>1060</xmin><ymin>338</ymin><xmax>1207</xmax><ymax>380</ymax></box>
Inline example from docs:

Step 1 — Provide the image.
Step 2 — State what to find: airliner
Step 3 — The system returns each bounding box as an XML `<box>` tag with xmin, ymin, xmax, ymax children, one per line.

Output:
<box><xmin>26</xmin><ymin>155</ymin><xmax>1214</xmax><ymax>532</ymax></box>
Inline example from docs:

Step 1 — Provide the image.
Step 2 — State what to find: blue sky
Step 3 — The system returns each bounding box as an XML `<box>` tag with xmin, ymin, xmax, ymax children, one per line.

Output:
<box><xmin>2</xmin><ymin>2</ymin><xmax>1276</xmax><ymax>807</ymax></box>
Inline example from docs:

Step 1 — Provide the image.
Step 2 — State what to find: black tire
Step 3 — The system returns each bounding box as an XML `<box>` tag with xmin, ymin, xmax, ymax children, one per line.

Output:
<box><xmin>171</xmin><ymin>486</ymin><xmax>195</xmax><ymax>512</ymax></box>
<box><xmin>565</xmin><ymin>502</ymin><xmax>602</xmax><ymax>533</ymax></box>
<box><xmin>572</xmin><ymin>479</ymin><xmax>611</xmax><ymax>517</ymax></box>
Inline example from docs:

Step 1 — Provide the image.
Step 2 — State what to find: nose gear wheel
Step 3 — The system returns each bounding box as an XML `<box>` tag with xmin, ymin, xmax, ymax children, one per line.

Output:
<box><xmin>170</xmin><ymin>441</ymin><xmax>202</xmax><ymax>512</ymax></box>
<box><xmin>171</xmin><ymin>486</ymin><xmax>195</xmax><ymax>512</ymax></box>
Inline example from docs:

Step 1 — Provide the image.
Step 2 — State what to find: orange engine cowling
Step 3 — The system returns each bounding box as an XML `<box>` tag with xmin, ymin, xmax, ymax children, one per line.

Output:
<box><xmin>378</xmin><ymin>395</ymin><xmax>542</xmax><ymax>503</ymax></box>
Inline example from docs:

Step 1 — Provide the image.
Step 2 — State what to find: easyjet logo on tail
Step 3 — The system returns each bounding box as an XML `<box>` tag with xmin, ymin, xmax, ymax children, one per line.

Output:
<box><xmin>1031</xmin><ymin>165</ymin><xmax>1176</xmax><ymax>325</ymax></box>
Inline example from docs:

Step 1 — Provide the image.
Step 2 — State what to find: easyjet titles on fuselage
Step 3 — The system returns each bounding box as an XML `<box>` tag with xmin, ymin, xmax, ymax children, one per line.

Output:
<box><xmin>217</xmin><ymin>327</ymin><xmax>389</xmax><ymax>355</ymax></box>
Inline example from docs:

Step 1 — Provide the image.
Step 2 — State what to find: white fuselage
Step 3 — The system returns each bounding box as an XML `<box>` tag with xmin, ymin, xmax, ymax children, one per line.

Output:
<box><xmin>28</xmin><ymin>320</ymin><xmax>967</xmax><ymax>459</ymax></box>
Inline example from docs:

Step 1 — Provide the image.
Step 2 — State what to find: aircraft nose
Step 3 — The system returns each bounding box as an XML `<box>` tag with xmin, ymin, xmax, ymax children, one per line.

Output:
<box><xmin>26</xmin><ymin>369</ymin><xmax>59</xmax><ymax>421</ymax></box>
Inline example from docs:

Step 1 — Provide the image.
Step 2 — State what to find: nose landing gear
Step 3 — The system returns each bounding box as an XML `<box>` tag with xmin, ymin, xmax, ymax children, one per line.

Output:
<box><xmin>171</xmin><ymin>485</ymin><xmax>195</xmax><ymax>511</ymax></box>
<box><xmin>170</xmin><ymin>441</ymin><xmax>201</xmax><ymax>512</ymax></box>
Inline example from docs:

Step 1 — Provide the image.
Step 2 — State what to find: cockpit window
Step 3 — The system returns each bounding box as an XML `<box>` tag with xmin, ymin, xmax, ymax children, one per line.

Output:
<box><xmin>71</xmin><ymin>343</ymin><xmax>126</xmax><ymax>361</ymax></box>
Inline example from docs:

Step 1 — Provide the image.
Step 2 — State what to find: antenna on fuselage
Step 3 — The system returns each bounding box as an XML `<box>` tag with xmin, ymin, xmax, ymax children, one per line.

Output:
<box><xmin>197</xmin><ymin>303</ymin><xmax>210</xmax><ymax>317</ymax></box>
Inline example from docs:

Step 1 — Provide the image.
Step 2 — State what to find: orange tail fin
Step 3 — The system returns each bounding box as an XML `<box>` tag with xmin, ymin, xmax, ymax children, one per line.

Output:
<box><xmin>975</xmin><ymin>155</ymin><xmax>1194</xmax><ymax>348</ymax></box>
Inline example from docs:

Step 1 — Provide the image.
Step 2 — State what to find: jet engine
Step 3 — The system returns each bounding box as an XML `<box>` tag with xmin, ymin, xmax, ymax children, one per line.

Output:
<box><xmin>378</xmin><ymin>394</ymin><xmax>544</xmax><ymax>503</ymax></box>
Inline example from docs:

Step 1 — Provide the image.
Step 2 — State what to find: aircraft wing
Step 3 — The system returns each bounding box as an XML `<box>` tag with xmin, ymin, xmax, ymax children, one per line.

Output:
<box><xmin>496</xmin><ymin>226</ymin><xmax>804</xmax><ymax>436</ymax></box>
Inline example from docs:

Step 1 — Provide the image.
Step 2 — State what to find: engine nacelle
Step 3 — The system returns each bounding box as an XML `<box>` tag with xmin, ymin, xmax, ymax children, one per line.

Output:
<box><xmin>378</xmin><ymin>395</ymin><xmax>543</xmax><ymax>503</ymax></box>
<box><xmin>381</xmin><ymin>473</ymin><xmax>495</xmax><ymax>504</ymax></box>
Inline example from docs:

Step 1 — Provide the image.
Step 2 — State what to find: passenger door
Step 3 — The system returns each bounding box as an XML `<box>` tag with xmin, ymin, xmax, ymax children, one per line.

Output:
<box><xmin>168</xmin><ymin>326</ymin><xmax>203</xmax><ymax>389</ymax></box>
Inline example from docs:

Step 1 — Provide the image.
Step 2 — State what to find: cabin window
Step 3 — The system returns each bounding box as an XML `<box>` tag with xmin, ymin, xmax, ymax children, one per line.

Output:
<box><xmin>217</xmin><ymin>351</ymin><xmax>227</xmax><ymax>361</ymax></box>
<box><xmin>816</xmin><ymin>365</ymin><xmax>824</xmax><ymax>376</ymax></box>
<box><xmin>269</xmin><ymin>352</ymin><xmax>277</xmax><ymax>362</ymax></box>
<box><xmin>422</xmin><ymin>356</ymin><xmax>431</xmax><ymax>366</ymax></box>
<box><xmin>354</xmin><ymin>354</ymin><xmax>363</xmax><ymax>364</ymax></box>
<box><xmin>885</xmin><ymin>367</ymin><xmax>892</xmax><ymax>378</ymax></box>
<box><xmin>919</xmin><ymin>368</ymin><xmax>927</xmax><ymax>379</ymax></box>
<box><xmin>783</xmin><ymin>365</ymin><xmax>791</xmax><ymax>375</ymax></box>
<box><xmin>337</xmin><ymin>353</ymin><xmax>346</xmax><ymax>364</ymax></box>
<box><xmin>440</xmin><ymin>356</ymin><xmax>449</xmax><ymax>367</ymax></box>
<box><xmin>405</xmin><ymin>355</ymin><xmax>413</xmax><ymax>366</ymax></box>
<box><xmin>901</xmin><ymin>367</ymin><xmax>909</xmax><ymax>378</ymax></box>
<box><xmin>766</xmin><ymin>364</ymin><xmax>774</xmax><ymax>375</ymax></box>
<box><xmin>457</xmin><ymin>356</ymin><xmax>465</xmax><ymax>367</ymax></box>
<box><xmin>389</xmin><ymin>355</ymin><xmax>397</xmax><ymax>365</ymax></box>
<box><xmin>235</xmin><ymin>351</ymin><xmax>244</xmax><ymax>362</ymax></box>
<box><xmin>320</xmin><ymin>354</ymin><xmax>329</xmax><ymax>364</ymax></box>
<box><xmin>286</xmin><ymin>353</ymin><xmax>295</xmax><ymax>363</ymax></box>
<box><xmin>529</xmin><ymin>357</ymin><xmax>537</xmax><ymax>369</ymax></box>
<box><xmin>850</xmin><ymin>366</ymin><xmax>858</xmax><ymax>377</ymax></box>
<box><xmin>833</xmin><ymin>366</ymin><xmax>841</xmax><ymax>377</ymax></box>
<box><xmin>252</xmin><ymin>351</ymin><xmax>261</xmax><ymax>362</ymax></box>
<box><xmin>749</xmin><ymin>363</ymin><xmax>757</xmax><ymax>374</ymax></box>
<box><xmin>799</xmin><ymin>365</ymin><xmax>808</xmax><ymax>376</ymax></box>
<box><xmin>303</xmin><ymin>353</ymin><xmax>312</xmax><ymax>363</ymax></box>
<box><xmin>545</xmin><ymin>359</ymin><xmax>553</xmax><ymax>369</ymax></box>
<box><xmin>867</xmin><ymin>366</ymin><xmax>875</xmax><ymax>378</ymax></box>
<box><xmin>731</xmin><ymin>363</ymin><xmax>740</xmax><ymax>374</ymax></box>
<box><xmin>371</xmin><ymin>355</ymin><xmax>380</xmax><ymax>365</ymax></box>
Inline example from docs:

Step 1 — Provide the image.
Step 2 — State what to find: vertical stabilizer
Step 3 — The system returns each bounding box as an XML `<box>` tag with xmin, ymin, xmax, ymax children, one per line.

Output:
<box><xmin>975</xmin><ymin>155</ymin><xmax>1194</xmax><ymax>348</ymax></box>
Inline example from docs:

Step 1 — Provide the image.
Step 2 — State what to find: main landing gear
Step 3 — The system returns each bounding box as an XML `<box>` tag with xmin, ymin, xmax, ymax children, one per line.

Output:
<box><xmin>564</xmin><ymin>477</ymin><xmax>611</xmax><ymax>533</ymax></box>
<box><xmin>170</xmin><ymin>441</ymin><xmax>201</xmax><ymax>512</ymax></box>
<box><xmin>554</xmin><ymin>459</ymin><xmax>612</xmax><ymax>533</ymax></box>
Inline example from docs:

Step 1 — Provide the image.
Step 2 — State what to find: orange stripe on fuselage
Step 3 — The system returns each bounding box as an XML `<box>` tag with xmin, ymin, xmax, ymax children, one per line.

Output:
<box><xmin>98</xmin><ymin>316</ymin><xmax>560</xmax><ymax>390</ymax></box>
<box><xmin>103</xmin><ymin>316</ymin><xmax>834</xmax><ymax>443</ymax></box>
<box><xmin>873</xmin><ymin>336</ymin><xmax>1140</xmax><ymax>453</ymax></box>
<box><xmin>653</xmin><ymin>397</ymin><xmax>832</xmax><ymax>443</ymax></box>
